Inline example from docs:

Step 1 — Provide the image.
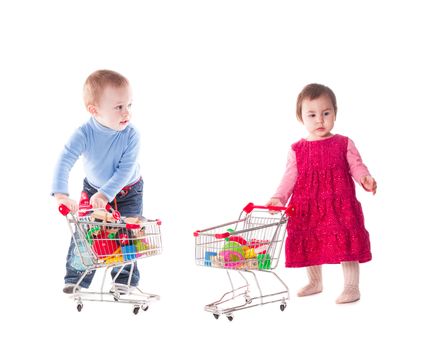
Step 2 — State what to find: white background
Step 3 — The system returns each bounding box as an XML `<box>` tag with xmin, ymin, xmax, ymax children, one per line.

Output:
<box><xmin>1</xmin><ymin>0</ymin><xmax>423</xmax><ymax>348</ymax></box>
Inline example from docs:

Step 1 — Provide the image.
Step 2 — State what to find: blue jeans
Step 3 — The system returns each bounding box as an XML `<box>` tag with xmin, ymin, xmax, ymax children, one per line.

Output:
<box><xmin>64</xmin><ymin>178</ymin><xmax>143</xmax><ymax>288</ymax></box>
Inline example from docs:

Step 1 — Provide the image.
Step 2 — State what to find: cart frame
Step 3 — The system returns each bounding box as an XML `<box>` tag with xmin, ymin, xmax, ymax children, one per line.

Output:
<box><xmin>59</xmin><ymin>204</ymin><xmax>162</xmax><ymax>314</ymax></box>
<box><xmin>194</xmin><ymin>203</ymin><xmax>293</xmax><ymax>320</ymax></box>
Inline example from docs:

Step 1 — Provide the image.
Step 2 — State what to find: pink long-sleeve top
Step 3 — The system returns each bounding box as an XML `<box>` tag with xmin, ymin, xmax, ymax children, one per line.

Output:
<box><xmin>273</xmin><ymin>137</ymin><xmax>370</xmax><ymax>205</ymax></box>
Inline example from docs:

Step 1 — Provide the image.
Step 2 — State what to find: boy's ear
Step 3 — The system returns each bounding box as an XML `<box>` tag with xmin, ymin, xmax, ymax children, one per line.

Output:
<box><xmin>87</xmin><ymin>104</ymin><xmax>97</xmax><ymax>115</ymax></box>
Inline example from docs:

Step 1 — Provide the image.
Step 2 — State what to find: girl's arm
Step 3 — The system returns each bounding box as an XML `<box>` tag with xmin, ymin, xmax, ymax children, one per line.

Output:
<box><xmin>270</xmin><ymin>148</ymin><xmax>298</xmax><ymax>205</ymax></box>
<box><xmin>347</xmin><ymin>138</ymin><xmax>377</xmax><ymax>194</ymax></box>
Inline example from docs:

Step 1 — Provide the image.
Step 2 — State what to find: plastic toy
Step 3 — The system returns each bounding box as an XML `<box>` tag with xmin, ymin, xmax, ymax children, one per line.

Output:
<box><xmin>122</xmin><ymin>245</ymin><xmax>136</xmax><ymax>261</ymax></box>
<box><xmin>248</xmin><ymin>239</ymin><xmax>269</xmax><ymax>255</ymax></box>
<box><xmin>211</xmin><ymin>255</ymin><xmax>225</xmax><ymax>268</ymax></box>
<box><xmin>204</xmin><ymin>251</ymin><xmax>217</xmax><ymax>266</ymax></box>
<box><xmin>219</xmin><ymin>250</ymin><xmax>245</xmax><ymax>268</ymax></box>
<box><xmin>78</xmin><ymin>192</ymin><xmax>91</xmax><ymax>217</ymax></box>
<box><xmin>125</xmin><ymin>217</ymin><xmax>145</xmax><ymax>238</ymax></box>
<box><xmin>228</xmin><ymin>236</ymin><xmax>247</xmax><ymax>245</ymax></box>
<box><xmin>107</xmin><ymin>231</ymin><xmax>117</xmax><ymax>240</ymax></box>
<box><xmin>92</xmin><ymin>231</ymin><xmax>119</xmax><ymax>259</ymax></box>
<box><xmin>222</xmin><ymin>241</ymin><xmax>244</xmax><ymax>256</ymax></box>
<box><xmin>104</xmin><ymin>247</ymin><xmax>123</xmax><ymax>264</ymax></box>
<box><xmin>257</xmin><ymin>253</ymin><xmax>271</xmax><ymax>269</ymax></box>
<box><xmin>85</xmin><ymin>226</ymin><xmax>100</xmax><ymax>245</ymax></box>
<box><xmin>118</xmin><ymin>232</ymin><xmax>129</xmax><ymax>245</ymax></box>
<box><xmin>91</xmin><ymin>210</ymin><xmax>116</xmax><ymax>223</ymax></box>
<box><xmin>135</xmin><ymin>239</ymin><xmax>149</xmax><ymax>251</ymax></box>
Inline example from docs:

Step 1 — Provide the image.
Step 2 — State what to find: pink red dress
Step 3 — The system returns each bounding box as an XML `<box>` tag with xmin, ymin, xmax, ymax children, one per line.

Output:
<box><xmin>276</xmin><ymin>134</ymin><xmax>372</xmax><ymax>267</ymax></box>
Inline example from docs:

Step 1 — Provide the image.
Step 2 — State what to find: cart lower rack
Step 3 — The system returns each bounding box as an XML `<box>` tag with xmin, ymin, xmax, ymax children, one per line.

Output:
<box><xmin>194</xmin><ymin>203</ymin><xmax>292</xmax><ymax>321</ymax></box>
<box><xmin>59</xmin><ymin>204</ymin><xmax>162</xmax><ymax>314</ymax></box>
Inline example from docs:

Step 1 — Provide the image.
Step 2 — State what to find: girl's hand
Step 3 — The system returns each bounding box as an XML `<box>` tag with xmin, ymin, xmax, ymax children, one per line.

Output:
<box><xmin>266</xmin><ymin>198</ymin><xmax>284</xmax><ymax>215</ymax></box>
<box><xmin>90</xmin><ymin>192</ymin><xmax>109</xmax><ymax>209</ymax></box>
<box><xmin>55</xmin><ymin>194</ymin><xmax>78</xmax><ymax>213</ymax></box>
<box><xmin>266</xmin><ymin>197</ymin><xmax>284</xmax><ymax>207</ymax></box>
<box><xmin>360</xmin><ymin>175</ymin><xmax>377</xmax><ymax>195</ymax></box>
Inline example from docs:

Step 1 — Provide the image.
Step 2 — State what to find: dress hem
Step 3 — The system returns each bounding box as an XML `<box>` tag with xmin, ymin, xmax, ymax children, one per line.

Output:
<box><xmin>285</xmin><ymin>255</ymin><xmax>372</xmax><ymax>268</ymax></box>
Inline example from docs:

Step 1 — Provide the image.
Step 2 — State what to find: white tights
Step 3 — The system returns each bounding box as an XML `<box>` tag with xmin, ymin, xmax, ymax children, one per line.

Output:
<box><xmin>297</xmin><ymin>262</ymin><xmax>360</xmax><ymax>303</ymax></box>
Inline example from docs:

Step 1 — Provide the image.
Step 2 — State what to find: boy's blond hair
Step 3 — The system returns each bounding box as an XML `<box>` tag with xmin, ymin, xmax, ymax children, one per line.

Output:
<box><xmin>296</xmin><ymin>83</ymin><xmax>337</xmax><ymax>122</ymax></box>
<box><xmin>83</xmin><ymin>70</ymin><xmax>129</xmax><ymax>107</ymax></box>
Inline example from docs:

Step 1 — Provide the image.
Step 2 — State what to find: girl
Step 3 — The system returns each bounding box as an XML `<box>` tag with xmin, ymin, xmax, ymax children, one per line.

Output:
<box><xmin>267</xmin><ymin>83</ymin><xmax>376</xmax><ymax>304</ymax></box>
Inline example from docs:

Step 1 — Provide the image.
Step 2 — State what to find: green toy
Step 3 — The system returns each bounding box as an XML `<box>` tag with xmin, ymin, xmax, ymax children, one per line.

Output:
<box><xmin>257</xmin><ymin>253</ymin><xmax>271</xmax><ymax>270</ymax></box>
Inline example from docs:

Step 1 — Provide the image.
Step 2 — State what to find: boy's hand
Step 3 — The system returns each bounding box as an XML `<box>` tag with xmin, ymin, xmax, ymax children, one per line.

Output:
<box><xmin>90</xmin><ymin>192</ymin><xmax>109</xmax><ymax>209</ymax></box>
<box><xmin>55</xmin><ymin>194</ymin><xmax>78</xmax><ymax>213</ymax></box>
<box><xmin>361</xmin><ymin>175</ymin><xmax>377</xmax><ymax>195</ymax></box>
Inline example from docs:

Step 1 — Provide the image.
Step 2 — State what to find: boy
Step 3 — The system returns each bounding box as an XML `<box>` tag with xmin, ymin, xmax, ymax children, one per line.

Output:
<box><xmin>52</xmin><ymin>69</ymin><xmax>143</xmax><ymax>294</ymax></box>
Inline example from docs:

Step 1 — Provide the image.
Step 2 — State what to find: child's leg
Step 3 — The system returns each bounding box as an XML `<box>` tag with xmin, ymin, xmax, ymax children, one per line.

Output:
<box><xmin>64</xmin><ymin>237</ymin><xmax>95</xmax><ymax>288</ymax></box>
<box><xmin>336</xmin><ymin>261</ymin><xmax>360</xmax><ymax>304</ymax></box>
<box><xmin>111</xmin><ymin>262</ymin><xmax>140</xmax><ymax>287</ymax></box>
<box><xmin>297</xmin><ymin>265</ymin><xmax>323</xmax><ymax>297</ymax></box>
<box><xmin>112</xmin><ymin>178</ymin><xmax>143</xmax><ymax>287</ymax></box>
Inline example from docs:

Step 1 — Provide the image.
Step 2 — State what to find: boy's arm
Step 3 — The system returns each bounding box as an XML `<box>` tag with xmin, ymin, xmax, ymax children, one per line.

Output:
<box><xmin>52</xmin><ymin>128</ymin><xmax>86</xmax><ymax>198</ymax></box>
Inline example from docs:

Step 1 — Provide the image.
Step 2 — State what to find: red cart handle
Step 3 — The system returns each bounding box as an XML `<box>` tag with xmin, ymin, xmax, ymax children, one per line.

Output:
<box><xmin>58</xmin><ymin>204</ymin><xmax>71</xmax><ymax>216</ymax></box>
<box><xmin>58</xmin><ymin>203</ymin><xmax>121</xmax><ymax>221</ymax></box>
<box><xmin>243</xmin><ymin>202</ymin><xmax>295</xmax><ymax>216</ymax></box>
<box><xmin>242</xmin><ymin>202</ymin><xmax>284</xmax><ymax>214</ymax></box>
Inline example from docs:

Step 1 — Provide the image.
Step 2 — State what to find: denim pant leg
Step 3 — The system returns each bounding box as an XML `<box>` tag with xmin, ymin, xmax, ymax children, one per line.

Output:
<box><xmin>111</xmin><ymin>179</ymin><xmax>143</xmax><ymax>286</ymax></box>
<box><xmin>64</xmin><ymin>236</ymin><xmax>95</xmax><ymax>288</ymax></box>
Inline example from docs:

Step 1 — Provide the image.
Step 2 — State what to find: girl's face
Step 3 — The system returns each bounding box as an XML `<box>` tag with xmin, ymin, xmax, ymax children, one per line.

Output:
<box><xmin>301</xmin><ymin>95</ymin><xmax>336</xmax><ymax>140</ymax></box>
<box><xmin>90</xmin><ymin>85</ymin><xmax>133</xmax><ymax>131</ymax></box>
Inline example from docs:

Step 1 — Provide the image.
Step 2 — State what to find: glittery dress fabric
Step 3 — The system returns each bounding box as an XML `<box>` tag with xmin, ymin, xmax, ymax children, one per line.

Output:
<box><xmin>285</xmin><ymin>134</ymin><xmax>372</xmax><ymax>267</ymax></box>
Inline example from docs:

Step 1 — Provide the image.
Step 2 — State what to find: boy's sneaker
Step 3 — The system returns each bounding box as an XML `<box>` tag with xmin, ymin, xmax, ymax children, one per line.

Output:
<box><xmin>63</xmin><ymin>284</ymin><xmax>81</xmax><ymax>294</ymax></box>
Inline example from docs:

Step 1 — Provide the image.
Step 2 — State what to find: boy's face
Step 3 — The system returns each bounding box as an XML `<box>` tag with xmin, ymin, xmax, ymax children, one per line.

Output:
<box><xmin>90</xmin><ymin>85</ymin><xmax>133</xmax><ymax>131</ymax></box>
<box><xmin>301</xmin><ymin>95</ymin><xmax>336</xmax><ymax>140</ymax></box>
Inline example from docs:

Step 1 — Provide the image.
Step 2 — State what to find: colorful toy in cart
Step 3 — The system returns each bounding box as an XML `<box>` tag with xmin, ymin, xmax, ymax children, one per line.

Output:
<box><xmin>205</xmin><ymin>233</ymin><xmax>272</xmax><ymax>270</ymax></box>
<box><xmin>83</xmin><ymin>210</ymin><xmax>152</xmax><ymax>263</ymax></box>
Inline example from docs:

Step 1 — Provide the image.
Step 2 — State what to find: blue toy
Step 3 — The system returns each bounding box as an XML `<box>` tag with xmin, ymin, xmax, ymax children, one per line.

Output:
<box><xmin>122</xmin><ymin>245</ymin><xmax>136</xmax><ymax>261</ymax></box>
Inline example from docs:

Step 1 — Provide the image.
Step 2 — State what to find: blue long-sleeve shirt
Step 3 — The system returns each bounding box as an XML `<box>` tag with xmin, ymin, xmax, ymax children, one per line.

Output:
<box><xmin>52</xmin><ymin>117</ymin><xmax>141</xmax><ymax>201</ymax></box>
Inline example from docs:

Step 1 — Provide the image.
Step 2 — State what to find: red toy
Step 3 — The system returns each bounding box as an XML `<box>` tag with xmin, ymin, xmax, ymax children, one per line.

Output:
<box><xmin>92</xmin><ymin>231</ymin><xmax>119</xmax><ymax>259</ymax></box>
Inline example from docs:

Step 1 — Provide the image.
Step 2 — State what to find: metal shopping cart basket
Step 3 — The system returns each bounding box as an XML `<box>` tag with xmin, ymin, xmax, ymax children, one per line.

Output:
<box><xmin>193</xmin><ymin>203</ymin><xmax>293</xmax><ymax>321</ymax></box>
<box><xmin>59</xmin><ymin>204</ymin><xmax>162</xmax><ymax>314</ymax></box>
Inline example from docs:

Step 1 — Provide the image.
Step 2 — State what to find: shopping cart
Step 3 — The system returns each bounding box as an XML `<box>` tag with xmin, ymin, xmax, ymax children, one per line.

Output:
<box><xmin>194</xmin><ymin>203</ymin><xmax>293</xmax><ymax>321</ymax></box>
<box><xmin>59</xmin><ymin>203</ymin><xmax>162</xmax><ymax>314</ymax></box>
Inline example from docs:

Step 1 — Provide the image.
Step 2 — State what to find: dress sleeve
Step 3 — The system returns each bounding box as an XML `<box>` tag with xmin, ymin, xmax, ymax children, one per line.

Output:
<box><xmin>273</xmin><ymin>148</ymin><xmax>297</xmax><ymax>205</ymax></box>
<box><xmin>347</xmin><ymin>138</ymin><xmax>371</xmax><ymax>183</ymax></box>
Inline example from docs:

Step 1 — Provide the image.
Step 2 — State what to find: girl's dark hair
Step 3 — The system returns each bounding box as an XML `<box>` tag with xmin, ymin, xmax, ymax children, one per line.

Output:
<box><xmin>296</xmin><ymin>83</ymin><xmax>337</xmax><ymax>121</ymax></box>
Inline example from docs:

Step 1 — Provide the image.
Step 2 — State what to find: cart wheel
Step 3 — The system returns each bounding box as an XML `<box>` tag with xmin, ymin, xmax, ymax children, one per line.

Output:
<box><xmin>77</xmin><ymin>303</ymin><xmax>83</xmax><ymax>312</ymax></box>
<box><xmin>133</xmin><ymin>306</ymin><xmax>140</xmax><ymax>315</ymax></box>
<box><xmin>226</xmin><ymin>314</ymin><xmax>234</xmax><ymax>322</ymax></box>
<box><xmin>141</xmin><ymin>304</ymin><xmax>149</xmax><ymax>312</ymax></box>
<box><xmin>213</xmin><ymin>313</ymin><xmax>219</xmax><ymax>320</ymax></box>
<box><xmin>280</xmin><ymin>302</ymin><xmax>287</xmax><ymax>312</ymax></box>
